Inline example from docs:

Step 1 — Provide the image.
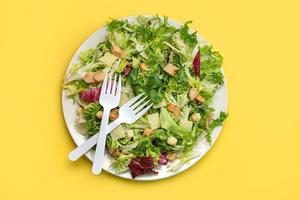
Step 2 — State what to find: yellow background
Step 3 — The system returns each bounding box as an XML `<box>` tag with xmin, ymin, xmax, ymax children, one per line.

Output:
<box><xmin>1</xmin><ymin>0</ymin><xmax>300</xmax><ymax>199</ymax></box>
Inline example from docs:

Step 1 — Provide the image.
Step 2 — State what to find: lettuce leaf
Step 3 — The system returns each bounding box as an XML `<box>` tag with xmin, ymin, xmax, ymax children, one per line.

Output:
<box><xmin>63</xmin><ymin>80</ymin><xmax>88</xmax><ymax>99</ymax></box>
<box><xmin>79</xmin><ymin>48</ymin><xmax>97</xmax><ymax>65</ymax></box>
<box><xmin>83</xmin><ymin>103</ymin><xmax>101</xmax><ymax>134</ymax></box>
<box><xmin>112</xmin><ymin>154</ymin><xmax>134</xmax><ymax>173</ymax></box>
<box><xmin>131</xmin><ymin>136</ymin><xmax>160</xmax><ymax>162</ymax></box>
<box><xmin>200</xmin><ymin>45</ymin><xmax>224</xmax><ymax>87</ymax></box>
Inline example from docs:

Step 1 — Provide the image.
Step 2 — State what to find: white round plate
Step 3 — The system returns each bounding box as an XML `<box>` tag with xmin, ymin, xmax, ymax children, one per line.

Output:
<box><xmin>62</xmin><ymin>16</ymin><xmax>228</xmax><ymax>181</ymax></box>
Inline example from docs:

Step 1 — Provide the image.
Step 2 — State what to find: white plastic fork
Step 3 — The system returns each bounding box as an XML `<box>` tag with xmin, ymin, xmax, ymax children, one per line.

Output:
<box><xmin>68</xmin><ymin>93</ymin><xmax>153</xmax><ymax>162</ymax></box>
<box><xmin>92</xmin><ymin>73</ymin><xmax>122</xmax><ymax>175</ymax></box>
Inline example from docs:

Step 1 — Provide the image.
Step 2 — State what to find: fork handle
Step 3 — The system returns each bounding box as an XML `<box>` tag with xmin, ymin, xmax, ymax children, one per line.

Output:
<box><xmin>68</xmin><ymin>118</ymin><xmax>121</xmax><ymax>161</ymax></box>
<box><xmin>92</xmin><ymin>108</ymin><xmax>110</xmax><ymax>175</ymax></box>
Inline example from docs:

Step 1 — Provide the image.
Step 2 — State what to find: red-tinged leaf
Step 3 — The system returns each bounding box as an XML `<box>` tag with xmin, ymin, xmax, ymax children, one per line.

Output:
<box><xmin>128</xmin><ymin>157</ymin><xmax>158</xmax><ymax>178</ymax></box>
<box><xmin>193</xmin><ymin>51</ymin><xmax>201</xmax><ymax>76</ymax></box>
<box><xmin>122</xmin><ymin>65</ymin><xmax>132</xmax><ymax>76</ymax></box>
<box><xmin>79</xmin><ymin>87</ymin><xmax>101</xmax><ymax>103</ymax></box>
<box><xmin>158</xmin><ymin>153</ymin><xmax>168</xmax><ymax>165</ymax></box>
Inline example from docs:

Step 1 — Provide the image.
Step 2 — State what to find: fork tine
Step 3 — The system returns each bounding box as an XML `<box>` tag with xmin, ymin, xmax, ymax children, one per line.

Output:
<box><xmin>116</xmin><ymin>75</ymin><xmax>122</xmax><ymax>97</ymax></box>
<box><xmin>133</xmin><ymin>100</ymin><xmax>151</xmax><ymax>114</ymax></box>
<box><xmin>135</xmin><ymin>103</ymin><xmax>153</xmax><ymax>118</ymax></box>
<box><xmin>122</xmin><ymin>93</ymin><xmax>144</xmax><ymax>107</ymax></box>
<box><xmin>101</xmin><ymin>73</ymin><xmax>108</xmax><ymax>94</ymax></box>
<box><xmin>111</xmin><ymin>74</ymin><xmax>117</xmax><ymax>96</ymax></box>
<box><xmin>107</xmin><ymin>73</ymin><xmax>113</xmax><ymax>94</ymax></box>
<box><xmin>130</xmin><ymin>96</ymin><xmax>148</xmax><ymax>110</ymax></box>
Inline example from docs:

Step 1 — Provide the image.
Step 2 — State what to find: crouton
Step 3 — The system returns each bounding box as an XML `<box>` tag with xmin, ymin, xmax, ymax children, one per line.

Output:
<box><xmin>96</xmin><ymin>111</ymin><xmax>103</xmax><ymax>119</ymax></box>
<box><xmin>163</xmin><ymin>63</ymin><xmax>178</xmax><ymax>76</ymax></box>
<box><xmin>189</xmin><ymin>88</ymin><xmax>198</xmax><ymax>100</ymax></box>
<box><xmin>139</xmin><ymin>63</ymin><xmax>148</xmax><ymax>71</ymax></box>
<box><xmin>83</xmin><ymin>72</ymin><xmax>95</xmax><ymax>83</ymax></box>
<box><xmin>76</xmin><ymin>107</ymin><xmax>84</xmax><ymax>116</ymax></box>
<box><xmin>167</xmin><ymin>136</ymin><xmax>177</xmax><ymax>146</ymax></box>
<box><xmin>167</xmin><ymin>152</ymin><xmax>177</xmax><ymax>160</ymax></box>
<box><xmin>111</xmin><ymin>45</ymin><xmax>123</xmax><ymax>58</ymax></box>
<box><xmin>94</xmin><ymin>72</ymin><xmax>106</xmax><ymax>82</ymax></box>
<box><xmin>167</xmin><ymin>104</ymin><xmax>180</xmax><ymax>116</ymax></box>
<box><xmin>196</xmin><ymin>95</ymin><xmax>205</xmax><ymax>104</ymax></box>
<box><xmin>191</xmin><ymin>113</ymin><xmax>201</xmax><ymax>122</ymax></box>
<box><xmin>143</xmin><ymin>128</ymin><xmax>152</xmax><ymax>137</ymax></box>
<box><xmin>109</xmin><ymin>108</ymin><xmax>119</xmax><ymax>121</ymax></box>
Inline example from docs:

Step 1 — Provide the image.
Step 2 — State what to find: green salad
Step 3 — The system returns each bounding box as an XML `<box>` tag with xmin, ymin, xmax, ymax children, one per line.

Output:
<box><xmin>63</xmin><ymin>16</ymin><xmax>227</xmax><ymax>178</ymax></box>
